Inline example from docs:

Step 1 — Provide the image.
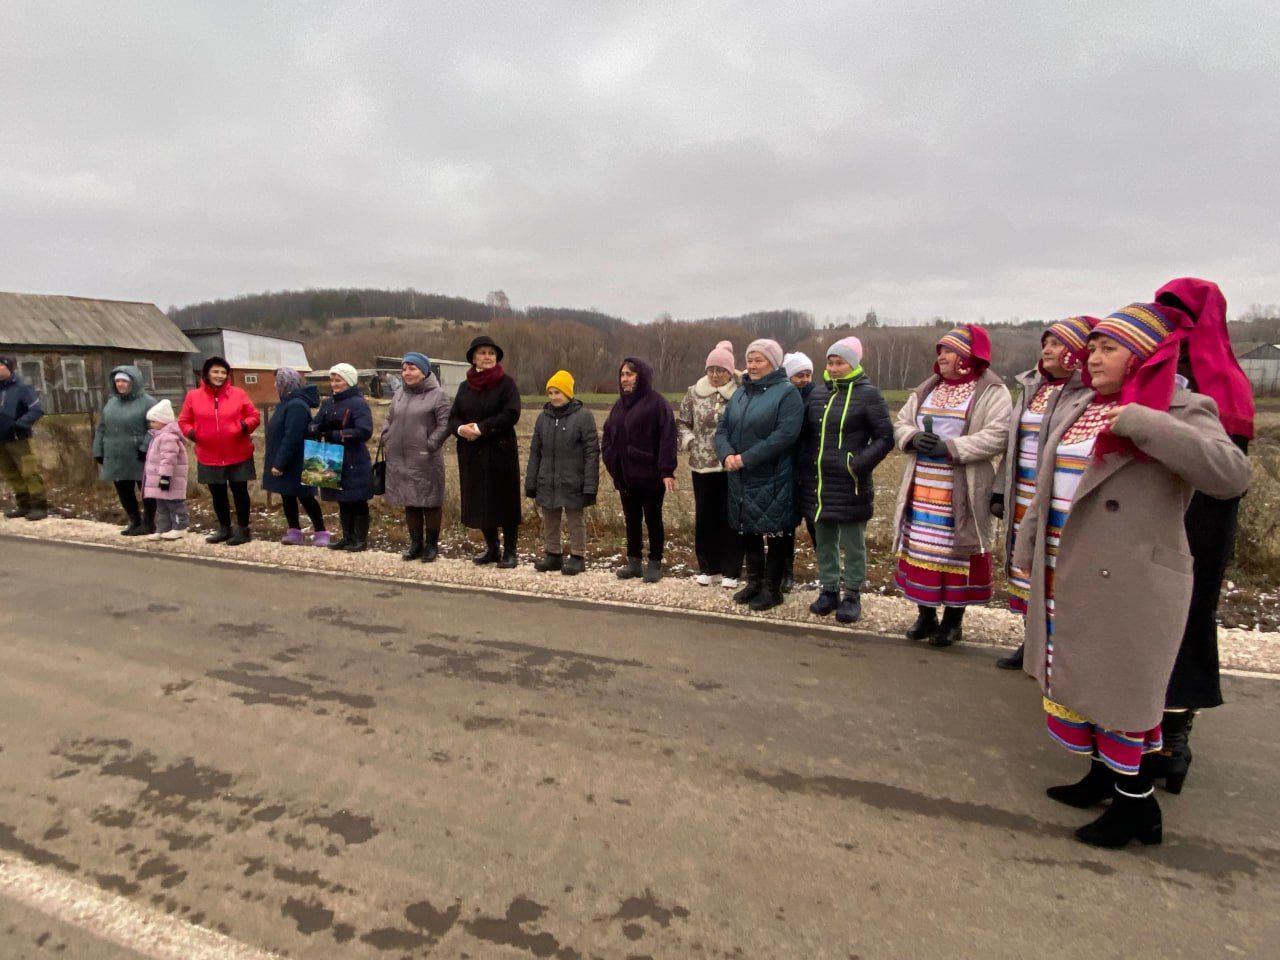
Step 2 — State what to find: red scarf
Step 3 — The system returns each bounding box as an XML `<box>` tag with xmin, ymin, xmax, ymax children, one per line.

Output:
<box><xmin>466</xmin><ymin>363</ymin><xmax>506</xmax><ymax>392</ymax></box>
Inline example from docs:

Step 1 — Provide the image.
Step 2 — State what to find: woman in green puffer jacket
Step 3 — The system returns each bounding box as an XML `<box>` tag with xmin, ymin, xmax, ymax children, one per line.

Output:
<box><xmin>93</xmin><ymin>364</ymin><xmax>157</xmax><ymax>535</ymax></box>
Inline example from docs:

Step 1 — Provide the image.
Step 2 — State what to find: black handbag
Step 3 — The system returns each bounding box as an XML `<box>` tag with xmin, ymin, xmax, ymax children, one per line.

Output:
<box><xmin>371</xmin><ymin>439</ymin><xmax>386</xmax><ymax>496</ymax></box>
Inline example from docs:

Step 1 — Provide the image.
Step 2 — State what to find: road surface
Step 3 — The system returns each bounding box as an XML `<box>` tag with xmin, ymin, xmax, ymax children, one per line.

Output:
<box><xmin>2</xmin><ymin>536</ymin><xmax>1277</xmax><ymax>958</ymax></box>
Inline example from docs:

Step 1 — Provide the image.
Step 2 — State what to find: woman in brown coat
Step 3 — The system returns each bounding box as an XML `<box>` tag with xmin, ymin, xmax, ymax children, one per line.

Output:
<box><xmin>1012</xmin><ymin>303</ymin><xmax>1249</xmax><ymax>849</ymax></box>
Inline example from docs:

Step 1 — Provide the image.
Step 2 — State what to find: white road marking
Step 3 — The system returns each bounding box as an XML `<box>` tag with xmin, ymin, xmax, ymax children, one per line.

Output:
<box><xmin>0</xmin><ymin>854</ymin><xmax>282</xmax><ymax>960</ymax></box>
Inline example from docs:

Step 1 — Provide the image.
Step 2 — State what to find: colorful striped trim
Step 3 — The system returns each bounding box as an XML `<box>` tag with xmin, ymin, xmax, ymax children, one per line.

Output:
<box><xmin>936</xmin><ymin>327</ymin><xmax>973</xmax><ymax>359</ymax></box>
<box><xmin>1093</xmin><ymin>303</ymin><xmax>1176</xmax><ymax>360</ymax></box>
<box><xmin>1044</xmin><ymin>316</ymin><xmax>1093</xmax><ymax>354</ymax></box>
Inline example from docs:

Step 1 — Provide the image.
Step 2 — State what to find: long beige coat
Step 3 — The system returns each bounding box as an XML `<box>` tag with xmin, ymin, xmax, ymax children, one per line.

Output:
<box><xmin>892</xmin><ymin>369</ymin><xmax>1013</xmax><ymax>556</ymax></box>
<box><xmin>1012</xmin><ymin>390</ymin><xmax>1250</xmax><ymax>731</ymax></box>
<box><xmin>994</xmin><ymin>368</ymin><xmax>1088</xmax><ymax>569</ymax></box>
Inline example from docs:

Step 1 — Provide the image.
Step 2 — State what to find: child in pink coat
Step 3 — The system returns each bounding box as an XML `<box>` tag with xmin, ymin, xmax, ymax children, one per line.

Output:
<box><xmin>143</xmin><ymin>400</ymin><xmax>189</xmax><ymax>539</ymax></box>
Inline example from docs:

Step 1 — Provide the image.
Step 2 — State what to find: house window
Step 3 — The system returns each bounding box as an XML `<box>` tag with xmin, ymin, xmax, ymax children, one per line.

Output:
<box><xmin>243</xmin><ymin>374</ymin><xmax>259</xmax><ymax>385</ymax></box>
<box><xmin>134</xmin><ymin>359</ymin><xmax>155</xmax><ymax>390</ymax></box>
<box><xmin>18</xmin><ymin>358</ymin><xmax>45</xmax><ymax>392</ymax></box>
<box><xmin>61</xmin><ymin>356</ymin><xmax>87</xmax><ymax>391</ymax></box>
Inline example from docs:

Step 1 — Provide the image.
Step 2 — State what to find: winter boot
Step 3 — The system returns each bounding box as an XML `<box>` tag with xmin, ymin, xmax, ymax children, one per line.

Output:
<box><xmin>561</xmin><ymin>554</ymin><xmax>585</xmax><ymax>576</ymax></box>
<box><xmin>329</xmin><ymin>512</ymin><xmax>352</xmax><ymax>550</ymax></box>
<box><xmin>929</xmin><ymin>606</ymin><xmax>964</xmax><ymax>647</ymax></box>
<box><xmin>281</xmin><ymin>528</ymin><xmax>305</xmax><ymax>546</ymax></box>
<box><xmin>121</xmin><ymin>512</ymin><xmax>146</xmax><ymax>536</ymax></box>
<box><xmin>836</xmin><ymin>590</ymin><xmax>862</xmax><ymax>624</ymax></box>
<box><xmin>905</xmin><ymin>605</ymin><xmax>939</xmax><ymax>640</ymax></box>
<box><xmin>780</xmin><ymin>574</ymin><xmax>794</xmax><ymax>594</ymax></box>
<box><xmin>4</xmin><ymin>494</ymin><xmax>28</xmax><ymax>519</ymax></box>
<box><xmin>421</xmin><ymin>530</ymin><xmax>439</xmax><ymax>563</ymax></box>
<box><xmin>1146</xmin><ymin>710</ymin><xmax>1195</xmax><ymax>794</ymax></box>
<box><xmin>312</xmin><ymin>530</ymin><xmax>331</xmax><ymax>548</ymax></box>
<box><xmin>1075</xmin><ymin>780</ymin><xmax>1163</xmax><ymax>849</ymax></box>
<box><xmin>226</xmin><ymin>525</ymin><xmax>252</xmax><ymax>546</ymax></box>
<box><xmin>809</xmin><ymin>590</ymin><xmax>839</xmax><ymax>617</ymax></box>
<box><xmin>23</xmin><ymin>499</ymin><xmax>47</xmax><ymax>521</ymax></box>
<box><xmin>344</xmin><ymin>513</ymin><xmax>369</xmax><ymax>552</ymax></box>
<box><xmin>642</xmin><ymin>558</ymin><xmax>663</xmax><ymax>583</ymax></box>
<box><xmin>401</xmin><ymin>535</ymin><xmax>424</xmax><ymax>561</ymax></box>
<box><xmin>748</xmin><ymin>585</ymin><xmax>781</xmax><ymax>611</ymax></box>
<box><xmin>498</xmin><ymin>527</ymin><xmax>519</xmax><ymax>568</ymax></box>
<box><xmin>1047</xmin><ymin>759</ymin><xmax>1115</xmax><ymax>809</ymax></box>
<box><xmin>733</xmin><ymin>580</ymin><xmax>763</xmax><ymax>604</ymax></box>
<box><xmin>206</xmin><ymin>526</ymin><xmax>231</xmax><ymax>544</ymax></box>
<box><xmin>997</xmin><ymin>643</ymin><xmax>1025</xmax><ymax>670</ymax></box>
<box><xmin>535</xmin><ymin>552</ymin><xmax>563</xmax><ymax>572</ymax></box>
<box><xmin>473</xmin><ymin>529</ymin><xmax>500</xmax><ymax>564</ymax></box>
<box><xmin>615</xmin><ymin>557</ymin><xmax>643</xmax><ymax>579</ymax></box>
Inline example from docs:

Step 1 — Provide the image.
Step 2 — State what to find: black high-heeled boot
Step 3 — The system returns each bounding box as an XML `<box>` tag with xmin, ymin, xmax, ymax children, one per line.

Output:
<box><xmin>1075</xmin><ymin>777</ymin><xmax>1162</xmax><ymax>849</ymax></box>
<box><xmin>905</xmin><ymin>605</ymin><xmax>939</xmax><ymax>640</ymax></box>
<box><xmin>473</xmin><ymin>529</ymin><xmax>500</xmax><ymax>565</ymax></box>
<box><xmin>929</xmin><ymin>606</ymin><xmax>964</xmax><ymax>647</ymax></box>
<box><xmin>1047</xmin><ymin>758</ymin><xmax>1114</xmax><ymax>809</ymax></box>
<box><xmin>421</xmin><ymin>529</ymin><xmax>439</xmax><ymax>563</ymax></box>
<box><xmin>1146</xmin><ymin>710</ymin><xmax>1195</xmax><ymax>794</ymax></box>
<box><xmin>328</xmin><ymin>509</ymin><xmax>351</xmax><ymax>550</ymax></box>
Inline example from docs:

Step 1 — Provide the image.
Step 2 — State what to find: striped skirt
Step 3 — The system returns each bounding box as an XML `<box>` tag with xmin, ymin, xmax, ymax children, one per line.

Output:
<box><xmin>1044</xmin><ymin>699</ymin><xmax>1163</xmax><ymax>776</ymax></box>
<box><xmin>895</xmin><ymin>454</ymin><xmax>993</xmax><ymax>607</ymax></box>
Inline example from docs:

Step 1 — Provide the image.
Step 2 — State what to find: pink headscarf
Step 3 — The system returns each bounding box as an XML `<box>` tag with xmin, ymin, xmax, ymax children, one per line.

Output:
<box><xmin>1155</xmin><ymin>278</ymin><xmax>1255</xmax><ymax>439</ymax></box>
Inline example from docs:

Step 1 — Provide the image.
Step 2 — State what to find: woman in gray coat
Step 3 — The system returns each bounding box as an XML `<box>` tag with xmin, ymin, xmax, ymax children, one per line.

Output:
<box><xmin>1013</xmin><ymin>303</ymin><xmax>1249</xmax><ymax>849</ymax></box>
<box><xmin>93</xmin><ymin>365</ymin><xmax>157</xmax><ymax>536</ymax></box>
<box><xmin>525</xmin><ymin>370</ymin><xmax>599</xmax><ymax>576</ymax></box>
<box><xmin>380</xmin><ymin>352</ymin><xmax>452</xmax><ymax>562</ymax></box>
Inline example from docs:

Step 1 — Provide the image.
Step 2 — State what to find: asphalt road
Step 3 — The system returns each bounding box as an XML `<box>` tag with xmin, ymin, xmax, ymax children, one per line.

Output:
<box><xmin>1</xmin><ymin>536</ymin><xmax>1277</xmax><ymax>959</ymax></box>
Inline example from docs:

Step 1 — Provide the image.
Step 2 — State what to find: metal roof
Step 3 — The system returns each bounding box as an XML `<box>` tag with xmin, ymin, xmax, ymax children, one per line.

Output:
<box><xmin>0</xmin><ymin>292</ymin><xmax>197</xmax><ymax>354</ymax></box>
<box><xmin>186</xmin><ymin>328</ymin><xmax>312</xmax><ymax>371</ymax></box>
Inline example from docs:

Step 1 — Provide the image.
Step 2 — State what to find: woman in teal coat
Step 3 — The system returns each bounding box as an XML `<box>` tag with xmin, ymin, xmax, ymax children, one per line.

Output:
<box><xmin>714</xmin><ymin>338</ymin><xmax>804</xmax><ymax>611</ymax></box>
<box><xmin>93</xmin><ymin>364</ymin><xmax>156</xmax><ymax>535</ymax></box>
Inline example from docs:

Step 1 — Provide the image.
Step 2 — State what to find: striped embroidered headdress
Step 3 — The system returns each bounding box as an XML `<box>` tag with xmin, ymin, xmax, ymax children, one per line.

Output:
<box><xmin>1043</xmin><ymin>316</ymin><xmax>1094</xmax><ymax>356</ymax></box>
<box><xmin>1091</xmin><ymin>303</ymin><xmax>1178</xmax><ymax>360</ymax></box>
<box><xmin>936</xmin><ymin>326</ymin><xmax>974</xmax><ymax>359</ymax></box>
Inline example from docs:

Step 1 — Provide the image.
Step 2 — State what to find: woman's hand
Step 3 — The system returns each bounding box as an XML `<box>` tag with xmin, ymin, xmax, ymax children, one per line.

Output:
<box><xmin>663</xmin><ymin>477</ymin><xmax>677</xmax><ymax>493</ymax></box>
<box><xmin>724</xmin><ymin>454</ymin><xmax>744</xmax><ymax>471</ymax></box>
<box><xmin>270</xmin><ymin>467</ymin><xmax>283</xmax><ymax>477</ymax></box>
<box><xmin>458</xmin><ymin>422</ymin><xmax>481</xmax><ymax>440</ymax></box>
<box><xmin>1103</xmin><ymin>405</ymin><xmax>1126</xmax><ymax>430</ymax></box>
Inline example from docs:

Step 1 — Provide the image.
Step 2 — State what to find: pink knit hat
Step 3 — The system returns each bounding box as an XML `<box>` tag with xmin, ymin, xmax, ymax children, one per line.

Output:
<box><xmin>745</xmin><ymin>338</ymin><xmax>784</xmax><ymax>370</ymax></box>
<box><xmin>826</xmin><ymin>336</ymin><xmax>863</xmax><ymax>369</ymax></box>
<box><xmin>705</xmin><ymin>340</ymin><xmax>735</xmax><ymax>372</ymax></box>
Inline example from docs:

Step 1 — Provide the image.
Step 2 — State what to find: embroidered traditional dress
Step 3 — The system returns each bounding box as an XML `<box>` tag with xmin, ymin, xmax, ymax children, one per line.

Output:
<box><xmin>1042</xmin><ymin>399</ymin><xmax>1163</xmax><ymax>775</ymax></box>
<box><xmin>895</xmin><ymin>379</ymin><xmax>994</xmax><ymax>606</ymax></box>
<box><xmin>1007</xmin><ymin>379</ymin><xmax>1066</xmax><ymax>613</ymax></box>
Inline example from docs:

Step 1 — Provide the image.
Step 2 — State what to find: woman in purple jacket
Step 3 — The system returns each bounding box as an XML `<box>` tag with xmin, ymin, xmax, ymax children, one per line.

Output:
<box><xmin>602</xmin><ymin>357</ymin><xmax>678</xmax><ymax>583</ymax></box>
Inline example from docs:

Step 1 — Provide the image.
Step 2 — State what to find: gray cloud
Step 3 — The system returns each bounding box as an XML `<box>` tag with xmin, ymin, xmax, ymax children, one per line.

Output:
<box><xmin>2</xmin><ymin>1</ymin><xmax>1277</xmax><ymax>322</ymax></box>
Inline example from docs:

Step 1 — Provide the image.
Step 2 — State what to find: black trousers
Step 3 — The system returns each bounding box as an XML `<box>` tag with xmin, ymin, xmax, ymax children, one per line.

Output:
<box><xmin>208</xmin><ymin>481</ymin><xmax>251</xmax><ymax>528</ymax></box>
<box><xmin>781</xmin><ymin>517</ymin><xmax>816</xmax><ymax>578</ymax></box>
<box><xmin>480</xmin><ymin>523</ymin><xmax>518</xmax><ymax>552</ymax></box>
<box><xmin>691</xmin><ymin>472</ymin><xmax>742</xmax><ymax>577</ymax></box>
<box><xmin>1167</xmin><ymin>491</ymin><xmax>1241</xmax><ymax>710</ymax></box>
<box><xmin>114</xmin><ymin>479</ymin><xmax>156</xmax><ymax>527</ymax></box>
<box><xmin>620</xmin><ymin>487</ymin><xmax>665</xmax><ymax>561</ymax></box>
<box><xmin>282</xmin><ymin>494</ymin><xmax>325</xmax><ymax>531</ymax></box>
<box><xmin>741</xmin><ymin>532</ymin><xmax>787</xmax><ymax>591</ymax></box>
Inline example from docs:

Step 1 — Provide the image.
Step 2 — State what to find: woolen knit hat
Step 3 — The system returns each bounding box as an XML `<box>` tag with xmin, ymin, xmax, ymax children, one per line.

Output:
<box><xmin>402</xmin><ymin>352</ymin><xmax>432</xmax><ymax>377</ymax></box>
<box><xmin>275</xmin><ymin>367</ymin><xmax>304</xmax><ymax>399</ymax></box>
<box><xmin>826</xmin><ymin>336</ymin><xmax>863</xmax><ymax>370</ymax></box>
<box><xmin>546</xmin><ymin>369</ymin><xmax>575</xmax><ymax>399</ymax></box>
<box><xmin>745</xmin><ymin>338</ymin><xmax>784</xmax><ymax>371</ymax></box>
<box><xmin>783</xmin><ymin>352</ymin><xmax>813</xmax><ymax>377</ymax></box>
<box><xmin>330</xmin><ymin>363</ymin><xmax>359</xmax><ymax>388</ymax></box>
<box><xmin>705</xmin><ymin>340</ymin><xmax>735</xmax><ymax>372</ymax></box>
<box><xmin>146</xmin><ymin>399</ymin><xmax>175</xmax><ymax>425</ymax></box>
<box><xmin>0</xmin><ymin>355</ymin><xmax>15</xmax><ymax>375</ymax></box>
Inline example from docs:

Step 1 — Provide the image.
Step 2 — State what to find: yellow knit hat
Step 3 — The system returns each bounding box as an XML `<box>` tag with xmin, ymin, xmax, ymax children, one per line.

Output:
<box><xmin>546</xmin><ymin>369</ymin><xmax>575</xmax><ymax>399</ymax></box>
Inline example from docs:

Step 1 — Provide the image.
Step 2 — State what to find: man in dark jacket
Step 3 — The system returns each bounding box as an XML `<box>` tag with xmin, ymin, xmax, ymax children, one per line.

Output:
<box><xmin>799</xmin><ymin>337</ymin><xmax>893</xmax><ymax>624</ymax></box>
<box><xmin>0</xmin><ymin>355</ymin><xmax>47</xmax><ymax>520</ymax></box>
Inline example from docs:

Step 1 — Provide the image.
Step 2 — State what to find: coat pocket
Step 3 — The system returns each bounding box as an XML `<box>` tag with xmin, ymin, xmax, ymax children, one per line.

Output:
<box><xmin>1150</xmin><ymin>543</ymin><xmax>1193</xmax><ymax>576</ymax></box>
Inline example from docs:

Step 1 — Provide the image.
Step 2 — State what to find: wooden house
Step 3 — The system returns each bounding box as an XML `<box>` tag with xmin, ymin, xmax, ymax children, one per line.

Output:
<box><xmin>183</xmin><ymin>328</ymin><xmax>312</xmax><ymax>406</ymax></box>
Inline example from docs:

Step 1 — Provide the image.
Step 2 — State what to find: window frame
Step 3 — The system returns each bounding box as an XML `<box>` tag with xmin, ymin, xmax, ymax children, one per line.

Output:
<box><xmin>134</xmin><ymin>358</ymin><xmax>156</xmax><ymax>391</ymax></box>
<box><xmin>18</xmin><ymin>356</ymin><xmax>45</xmax><ymax>393</ymax></box>
<box><xmin>61</xmin><ymin>356</ymin><xmax>88</xmax><ymax>391</ymax></box>
<box><xmin>243</xmin><ymin>373</ymin><xmax>259</xmax><ymax>385</ymax></box>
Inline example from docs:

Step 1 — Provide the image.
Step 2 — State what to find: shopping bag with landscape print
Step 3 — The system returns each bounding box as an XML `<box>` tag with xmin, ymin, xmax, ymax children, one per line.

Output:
<box><xmin>301</xmin><ymin>439</ymin><xmax>344</xmax><ymax>490</ymax></box>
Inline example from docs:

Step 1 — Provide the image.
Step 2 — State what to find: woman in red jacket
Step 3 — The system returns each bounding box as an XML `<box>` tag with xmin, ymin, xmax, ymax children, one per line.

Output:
<box><xmin>178</xmin><ymin>356</ymin><xmax>261</xmax><ymax>545</ymax></box>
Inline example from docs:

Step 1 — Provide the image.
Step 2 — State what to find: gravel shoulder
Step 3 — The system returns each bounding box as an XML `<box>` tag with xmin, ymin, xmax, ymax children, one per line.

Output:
<box><xmin>4</xmin><ymin>515</ymin><xmax>1277</xmax><ymax>675</ymax></box>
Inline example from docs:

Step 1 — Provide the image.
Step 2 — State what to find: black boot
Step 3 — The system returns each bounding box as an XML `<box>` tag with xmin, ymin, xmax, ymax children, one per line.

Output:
<box><xmin>23</xmin><ymin>499</ymin><xmax>47</xmax><ymax>521</ymax></box>
<box><xmin>749</xmin><ymin>584</ymin><xmax>782</xmax><ymax>611</ymax></box>
<box><xmin>402</xmin><ymin>508</ymin><xmax>424</xmax><ymax>560</ymax></box>
<box><xmin>402</xmin><ymin>537</ymin><xmax>423</xmax><ymax>561</ymax></box>
<box><xmin>497</xmin><ymin>530</ymin><xmax>519</xmax><ymax>568</ymax></box>
<box><xmin>836</xmin><ymin>590</ymin><xmax>862</xmax><ymax>624</ymax></box>
<box><xmin>4</xmin><ymin>494</ymin><xmax>28</xmax><ymax>519</ymax></box>
<box><xmin>642</xmin><ymin>558</ymin><xmax>663</xmax><ymax>583</ymax></box>
<box><xmin>1047</xmin><ymin>759</ymin><xmax>1114</xmax><ymax>809</ymax></box>
<box><xmin>226</xmin><ymin>524</ymin><xmax>252</xmax><ymax>546</ymax></box>
<box><xmin>733</xmin><ymin>580</ymin><xmax>763</xmax><ymax>604</ymax></box>
<box><xmin>615</xmin><ymin>556</ymin><xmax>643</xmax><ymax>579</ymax></box>
<box><xmin>561</xmin><ymin>554</ymin><xmax>585</xmax><ymax>576</ymax></box>
<box><xmin>344</xmin><ymin>512</ymin><xmax>369</xmax><ymax>552</ymax></box>
<box><xmin>929</xmin><ymin>606</ymin><xmax>964</xmax><ymax>647</ymax></box>
<box><xmin>206</xmin><ymin>526</ymin><xmax>231</xmax><ymax>544</ymax></box>
<box><xmin>421</xmin><ymin>530</ymin><xmax>439</xmax><ymax>563</ymax></box>
<box><xmin>1075</xmin><ymin>780</ymin><xmax>1162</xmax><ymax>849</ymax></box>
<box><xmin>1147</xmin><ymin>710</ymin><xmax>1195</xmax><ymax>794</ymax></box>
<box><xmin>996</xmin><ymin>643</ymin><xmax>1025</xmax><ymax>670</ymax></box>
<box><xmin>809</xmin><ymin>590</ymin><xmax>839</xmax><ymax>617</ymax></box>
<box><xmin>780</xmin><ymin>574</ymin><xmax>794</xmax><ymax>594</ymax></box>
<box><xmin>328</xmin><ymin>510</ymin><xmax>351</xmax><ymax>550</ymax></box>
<box><xmin>473</xmin><ymin>529</ymin><xmax>500</xmax><ymax>564</ymax></box>
<box><xmin>905</xmin><ymin>605</ymin><xmax>939</xmax><ymax>640</ymax></box>
<box><xmin>121</xmin><ymin>511</ymin><xmax>145</xmax><ymax>536</ymax></box>
<box><xmin>535</xmin><ymin>552</ymin><xmax>563</xmax><ymax>572</ymax></box>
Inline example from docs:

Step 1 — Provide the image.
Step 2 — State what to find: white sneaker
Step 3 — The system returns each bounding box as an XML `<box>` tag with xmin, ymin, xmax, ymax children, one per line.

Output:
<box><xmin>721</xmin><ymin>577</ymin><xmax>739</xmax><ymax>589</ymax></box>
<box><xmin>146</xmin><ymin>533</ymin><xmax>162</xmax><ymax>540</ymax></box>
<box><xmin>160</xmin><ymin>530</ymin><xmax>185</xmax><ymax>540</ymax></box>
<box><xmin>695</xmin><ymin>573</ymin><xmax>712</xmax><ymax>586</ymax></box>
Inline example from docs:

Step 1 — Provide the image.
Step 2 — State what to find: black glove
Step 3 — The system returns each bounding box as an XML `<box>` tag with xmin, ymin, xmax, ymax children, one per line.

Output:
<box><xmin>525</xmin><ymin>488</ymin><xmax>537</xmax><ymax>499</ymax></box>
<box><xmin>912</xmin><ymin>432</ymin><xmax>947</xmax><ymax>458</ymax></box>
<box><xmin>328</xmin><ymin>431</ymin><xmax>343</xmax><ymax>444</ymax></box>
<box><xmin>240</xmin><ymin>421</ymin><xmax>251</xmax><ymax>435</ymax></box>
<box><xmin>94</xmin><ymin>455</ymin><xmax>104</xmax><ymax>465</ymax></box>
<box><xmin>583</xmin><ymin>493</ymin><xmax>597</xmax><ymax>508</ymax></box>
<box><xmin>159</xmin><ymin>476</ymin><xmax>171</xmax><ymax>491</ymax></box>
<box><xmin>990</xmin><ymin>493</ymin><xmax>1005</xmax><ymax>519</ymax></box>
<box><xmin>137</xmin><ymin>448</ymin><xmax>147</xmax><ymax>461</ymax></box>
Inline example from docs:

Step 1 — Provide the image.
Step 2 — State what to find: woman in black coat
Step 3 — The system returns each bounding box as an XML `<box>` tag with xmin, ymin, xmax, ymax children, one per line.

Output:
<box><xmin>309</xmin><ymin>363</ymin><xmax>374</xmax><ymax>552</ymax></box>
<box><xmin>263</xmin><ymin>368</ymin><xmax>328</xmax><ymax>546</ymax></box>
<box><xmin>448</xmin><ymin>335</ymin><xmax>522</xmax><ymax>567</ymax></box>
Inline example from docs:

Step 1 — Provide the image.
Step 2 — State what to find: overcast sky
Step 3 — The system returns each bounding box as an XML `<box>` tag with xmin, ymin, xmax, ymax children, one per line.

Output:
<box><xmin>3</xmin><ymin>1</ymin><xmax>1278</xmax><ymax>324</ymax></box>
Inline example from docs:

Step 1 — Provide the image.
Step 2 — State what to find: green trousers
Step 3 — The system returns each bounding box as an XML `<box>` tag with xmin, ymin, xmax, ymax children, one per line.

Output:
<box><xmin>815</xmin><ymin>518</ymin><xmax>867</xmax><ymax>592</ymax></box>
<box><xmin>0</xmin><ymin>437</ymin><xmax>45</xmax><ymax>503</ymax></box>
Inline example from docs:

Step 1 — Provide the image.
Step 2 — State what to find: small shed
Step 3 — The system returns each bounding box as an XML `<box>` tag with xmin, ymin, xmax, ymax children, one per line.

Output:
<box><xmin>375</xmin><ymin>355</ymin><xmax>470</xmax><ymax>397</ymax></box>
<box><xmin>0</xmin><ymin>291</ymin><xmax>197</xmax><ymax>414</ymax></box>
<box><xmin>1238</xmin><ymin>343</ymin><xmax>1280</xmax><ymax>395</ymax></box>
<box><xmin>184</xmin><ymin>328</ymin><xmax>312</xmax><ymax>406</ymax></box>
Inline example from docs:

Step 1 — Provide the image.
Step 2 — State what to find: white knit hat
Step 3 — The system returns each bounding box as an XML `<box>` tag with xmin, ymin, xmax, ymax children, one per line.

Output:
<box><xmin>146</xmin><ymin>399</ymin><xmax>176</xmax><ymax>425</ymax></box>
<box><xmin>330</xmin><ymin>363</ymin><xmax>359</xmax><ymax>387</ymax></box>
<box><xmin>783</xmin><ymin>352</ymin><xmax>813</xmax><ymax>377</ymax></box>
